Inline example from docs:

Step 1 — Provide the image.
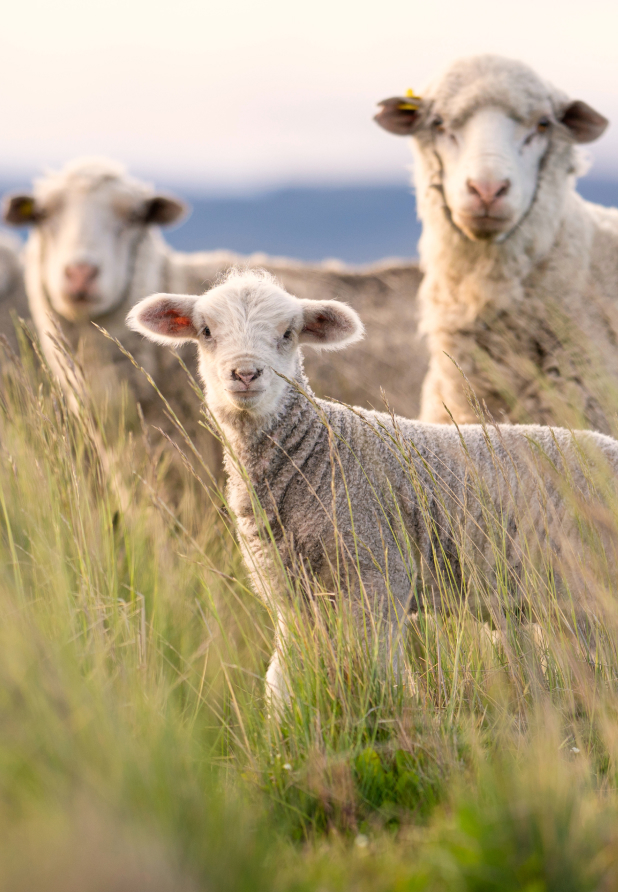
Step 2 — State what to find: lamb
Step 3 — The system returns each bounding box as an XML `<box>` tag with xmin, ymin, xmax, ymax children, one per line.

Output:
<box><xmin>2</xmin><ymin>158</ymin><xmax>427</xmax><ymax>471</ymax></box>
<box><xmin>127</xmin><ymin>269</ymin><xmax>618</xmax><ymax>707</ymax></box>
<box><xmin>375</xmin><ymin>54</ymin><xmax>618</xmax><ymax>431</ymax></box>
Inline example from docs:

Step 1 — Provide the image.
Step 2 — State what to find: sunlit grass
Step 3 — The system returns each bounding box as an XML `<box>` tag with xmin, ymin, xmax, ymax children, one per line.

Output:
<box><xmin>1</xmin><ymin>325</ymin><xmax>618</xmax><ymax>888</ymax></box>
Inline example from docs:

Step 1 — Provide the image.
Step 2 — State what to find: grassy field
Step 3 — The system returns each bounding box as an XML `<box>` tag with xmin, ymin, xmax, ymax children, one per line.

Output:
<box><xmin>2</xmin><ymin>326</ymin><xmax>618</xmax><ymax>891</ymax></box>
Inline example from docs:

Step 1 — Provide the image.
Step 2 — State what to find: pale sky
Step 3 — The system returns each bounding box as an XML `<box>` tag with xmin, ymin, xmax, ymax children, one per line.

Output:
<box><xmin>1</xmin><ymin>0</ymin><xmax>617</xmax><ymax>190</ymax></box>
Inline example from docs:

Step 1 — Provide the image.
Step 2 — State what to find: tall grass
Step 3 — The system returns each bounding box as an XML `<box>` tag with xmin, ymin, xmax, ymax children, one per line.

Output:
<box><xmin>1</xmin><ymin>326</ymin><xmax>618</xmax><ymax>889</ymax></box>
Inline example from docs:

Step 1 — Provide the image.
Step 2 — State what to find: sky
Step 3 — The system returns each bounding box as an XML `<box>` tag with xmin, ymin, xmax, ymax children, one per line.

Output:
<box><xmin>1</xmin><ymin>0</ymin><xmax>617</xmax><ymax>192</ymax></box>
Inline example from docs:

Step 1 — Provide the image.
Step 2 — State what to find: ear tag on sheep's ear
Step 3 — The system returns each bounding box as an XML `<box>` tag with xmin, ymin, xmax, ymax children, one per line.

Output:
<box><xmin>398</xmin><ymin>88</ymin><xmax>422</xmax><ymax>111</ymax></box>
<box><xmin>18</xmin><ymin>198</ymin><xmax>35</xmax><ymax>220</ymax></box>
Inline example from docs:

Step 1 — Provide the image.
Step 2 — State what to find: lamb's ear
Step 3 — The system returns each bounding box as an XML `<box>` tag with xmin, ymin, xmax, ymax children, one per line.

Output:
<box><xmin>2</xmin><ymin>193</ymin><xmax>42</xmax><ymax>226</ymax></box>
<box><xmin>138</xmin><ymin>195</ymin><xmax>188</xmax><ymax>226</ymax></box>
<box><xmin>374</xmin><ymin>96</ymin><xmax>424</xmax><ymax>135</ymax></box>
<box><xmin>299</xmin><ymin>300</ymin><xmax>364</xmax><ymax>351</ymax></box>
<box><xmin>127</xmin><ymin>293</ymin><xmax>199</xmax><ymax>346</ymax></box>
<box><xmin>560</xmin><ymin>100</ymin><xmax>608</xmax><ymax>143</ymax></box>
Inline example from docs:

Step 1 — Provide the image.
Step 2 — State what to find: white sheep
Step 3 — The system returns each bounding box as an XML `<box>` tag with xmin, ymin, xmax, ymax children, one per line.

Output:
<box><xmin>0</xmin><ymin>231</ymin><xmax>28</xmax><ymax>355</ymax></box>
<box><xmin>375</xmin><ymin>54</ymin><xmax>618</xmax><ymax>430</ymax></box>
<box><xmin>127</xmin><ymin>269</ymin><xmax>618</xmax><ymax>707</ymax></box>
<box><xmin>2</xmin><ymin>158</ymin><xmax>233</xmax><ymax>460</ymax></box>
<box><xmin>2</xmin><ymin>158</ymin><xmax>427</xmax><ymax>465</ymax></box>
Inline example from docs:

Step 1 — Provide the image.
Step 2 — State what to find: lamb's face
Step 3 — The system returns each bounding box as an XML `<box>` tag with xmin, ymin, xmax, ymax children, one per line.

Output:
<box><xmin>3</xmin><ymin>165</ymin><xmax>185</xmax><ymax>321</ymax></box>
<box><xmin>375</xmin><ymin>55</ymin><xmax>608</xmax><ymax>244</ymax></box>
<box><xmin>192</xmin><ymin>284</ymin><xmax>310</xmax><ymax>420</ymax></box>
<box><xmin>127</xmin><ymin>271</ymin><xmax>364</xmax><ymax>426</ymax></box>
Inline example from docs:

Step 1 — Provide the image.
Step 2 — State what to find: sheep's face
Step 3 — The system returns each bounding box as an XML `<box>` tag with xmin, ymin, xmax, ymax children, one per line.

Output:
<box><xmin>127</xmin><ymin>271</ymin><xmax>364</xmax><ymax>426</ymax></box>
<box><xmin>375</xmin><ymin>55</ymin><xmax>608</xmax><ymax>244</ymax></box>
<box><xmin>3</xmin><ymin>164</ymin><xmax>185</xmax><ymax>321</ymax></box>
<box><xmin>427</xmin><ymin>104</ymin><xmax>555</xmax><ymax>241</ymax></box>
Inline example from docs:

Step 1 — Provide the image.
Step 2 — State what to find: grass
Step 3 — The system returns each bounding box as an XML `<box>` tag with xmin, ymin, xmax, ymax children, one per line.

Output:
<box><xmin>2</xmin><ymin>326</ymin><xmax>618</xmax><ymax>890</ymax></box>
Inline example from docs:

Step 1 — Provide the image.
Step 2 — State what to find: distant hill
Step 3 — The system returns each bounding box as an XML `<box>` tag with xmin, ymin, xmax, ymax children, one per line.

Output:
<box><xmin>164</xmin><ymin>185</ymin><xmax>419</xmax><ymax>265</ymax></box>
<box><xmin>2</xmin><ymin>178</ymin><xmax>618</xmax><ymax>266</ymax></box>
<box><xmin>165</xmin><ymin>178</ymin><xmax>618</xmax><ymax>265</ymax></box>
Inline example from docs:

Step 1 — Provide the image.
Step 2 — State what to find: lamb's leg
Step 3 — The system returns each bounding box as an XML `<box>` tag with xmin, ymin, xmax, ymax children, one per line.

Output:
<box><xmin>391</xmin><ymin>623</ymin><xmax>418</xmax><ymax>697</ymax></box>
<box><xmin>264</xmin><ymin>612</ymin><xmax>291</xmax><ymax>719</ymax></box>
<box><xmin>373</xmin><ymin>577</ymin><xmax>417</xmax><ymax>697</ymax></box>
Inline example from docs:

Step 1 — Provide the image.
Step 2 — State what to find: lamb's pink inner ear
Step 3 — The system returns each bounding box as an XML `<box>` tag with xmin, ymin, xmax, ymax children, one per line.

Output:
<box><xmin>300</xmin><ymin>301</ymin><xmax>363</xmax><ymax>348</ymax></box>
<box><xmin>140</xmin><ymin>300</ymin><xmax>197</xmax><ymax>338</ymax></box>
<box><xmin>166</xmin><ymin>310</ymin><xmax>193</xmax><ymax>331</ymax></box>
<box><xmin>302</xmin><ymin>313</ymin><xmax>330</xmax><ymax>340</ymax></box>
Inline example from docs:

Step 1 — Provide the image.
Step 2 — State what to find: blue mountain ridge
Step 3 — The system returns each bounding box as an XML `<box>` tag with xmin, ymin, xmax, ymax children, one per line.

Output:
<box><xmin>2</xmin><ymin>179</ymin><xmax>617</xmax><ymax>266</ymax></box>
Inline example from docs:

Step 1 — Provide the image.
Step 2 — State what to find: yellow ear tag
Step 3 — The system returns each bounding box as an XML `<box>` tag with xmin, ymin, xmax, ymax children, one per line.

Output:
<box><xmin>398</xmin><ymin>88</ymin><xmax>422</xmax><ymax>111</ymax></box>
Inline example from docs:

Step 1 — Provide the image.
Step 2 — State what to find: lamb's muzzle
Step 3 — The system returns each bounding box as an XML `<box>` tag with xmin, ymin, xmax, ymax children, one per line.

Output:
<box><xmin>231</xmin><ymin>367</ymin><xmax>263</xmax><ymax>387</ymax></box>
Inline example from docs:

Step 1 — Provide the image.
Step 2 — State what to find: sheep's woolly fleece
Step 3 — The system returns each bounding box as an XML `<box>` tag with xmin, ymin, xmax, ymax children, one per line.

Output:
<box><xmin>380</xmin><ymin>55</ymin><xmax>618</xmax><ymax>430</ymax></box>
<box><xmin>129</xmin><ymin>270</ymin><xmax>618</xmax><ymax>681</ymax></box>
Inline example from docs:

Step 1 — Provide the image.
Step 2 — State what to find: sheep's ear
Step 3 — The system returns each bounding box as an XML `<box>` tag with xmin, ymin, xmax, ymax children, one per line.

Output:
<box><xmin>374</xmin><ymin>97</ymin><xmax>424</xmax><ymax>135</ymax></box>
<box><xmin>299</xmin><ymin>300</ymin><xmax>364</xmax><ymax>351</ymax></box>
<box><xmin>2</xmin><ymin>193</ymin><xmax>42</xmax><ymax>226</ymax></box>
<box><xmin>560</xmin><ymin>100</ymin><xmax>608</xmax><ymax>143</ymax></box>
<box><xmin>127</xmin><ymin>293</ymin><xmax>199</xmax><ymax>345</ymax></box>
<box><xmin>139</xmin><ymin>195</ymin><xmax>188</xmax><ymax>227</ymax></box>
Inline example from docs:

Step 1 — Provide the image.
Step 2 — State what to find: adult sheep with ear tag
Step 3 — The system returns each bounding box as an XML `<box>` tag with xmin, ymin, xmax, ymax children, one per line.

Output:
<box><xmin>128</xmin><ymin>269</ymin><xmax>618</xmax><ymax>712</ymax></box>
<box><xmin>375</xmin><ymin>54</ymin><xmax>618</xmax><ymax>431</ymax></box>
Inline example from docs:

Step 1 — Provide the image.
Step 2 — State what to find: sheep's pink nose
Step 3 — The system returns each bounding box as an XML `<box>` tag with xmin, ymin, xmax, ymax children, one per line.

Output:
<box><xmin>232</xmin><ymin>368</ymin><xmax>262</xmax><ymax>387</ymax></box>
<box><xmin>466</xmin><ymin>178</ymin><xmax>511</xmax><ymax>207</ymax></box>
<box><xmin>64</xmin><ymin>263</ymin><xmax>99</xmax><ymax>296</ymax></box>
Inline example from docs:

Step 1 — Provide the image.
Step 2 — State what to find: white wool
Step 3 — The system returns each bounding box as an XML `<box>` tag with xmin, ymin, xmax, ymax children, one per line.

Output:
<box><xmin>376</xmin><ymin>54</ymin><xmax>617</xmax><ymax>429</ymax></box>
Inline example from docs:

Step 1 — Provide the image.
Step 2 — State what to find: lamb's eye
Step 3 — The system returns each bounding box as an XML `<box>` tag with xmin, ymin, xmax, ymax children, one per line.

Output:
<box><xmin>432</xmin><ymin>116</ymin><xmax>445</xmax><ymax>132</ymax></box>
<box><xmin>202</xmin><ymin>325</ymin><xmax>211</xmax><ymax>338</ymax></box>
<box><xmin>537</xmin><ymin>116</ymin><xmax>551</xmax><ymax>133</ymax></box>
<box><xmin>282</xmin><ymin>328</ymin><xmax>293</xmax><ymax>340</ymax></box>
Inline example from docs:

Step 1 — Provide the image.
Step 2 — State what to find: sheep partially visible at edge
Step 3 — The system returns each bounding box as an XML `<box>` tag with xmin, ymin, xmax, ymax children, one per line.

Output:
<box><xmin>128</xmin><ymin>269</ymin><xmax>618</xmax><ymax>708</ymax></box>
<box><xmin>375</xmin><ymin>54</ymin><xmax>618</xmax><ymax>430</ymax></box>
<box><xmin>0</xmin><ymin>231</ymin><xmax>28</xmax><ymax>354</ymax></box>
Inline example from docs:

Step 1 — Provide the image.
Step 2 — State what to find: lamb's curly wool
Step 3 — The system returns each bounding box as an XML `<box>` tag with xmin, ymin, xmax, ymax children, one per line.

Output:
<box><xmin>375</xmin><ymin>55</ymin><xmax>618</xmax><ymax>430</ymax></box>
<box><xmin>128</xmin><ymin>270</ymin><xmax>618</xmax><ymax>704</ymax></box>
<box><xmin>226</xmin><ymin>372</ymin><xmax>618</xmax><ymax>604</ymax></box>
<box><xmin>2</xmin><ymin>158</ymin><xmax>427</xmax><ymax>463</ymax></box>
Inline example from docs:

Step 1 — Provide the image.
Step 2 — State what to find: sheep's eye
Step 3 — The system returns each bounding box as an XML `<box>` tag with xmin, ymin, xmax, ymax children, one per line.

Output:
<box><xmin>537</xmin><ymin>116</ymin><xmax>551</xmax><ymax>133</ymax></box>
<box><xmin>202</xmin><ymin>325</ymin><xmax>211</xmax><ymax>338</ymax></box>
<box><xmin>282</xmin><ymin>328</ymin><xmax>293</xmax><ymax>340</ymax></box>
<box><xmin>432</xmin><ymin>116</ymin><xmax>445</xmax><ymax>132</ymax></box>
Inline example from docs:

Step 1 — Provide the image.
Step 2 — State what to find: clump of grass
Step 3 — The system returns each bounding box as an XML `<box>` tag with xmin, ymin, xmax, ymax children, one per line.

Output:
<box><xmin>0</xmin><ymin>333</ymin><xmax>275</xmax><ymax>889</ymax></box>
<box><xmin>3</xmin><ymin>325</ymin><xmax>618</xmax><ymax>888</ymax></box>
